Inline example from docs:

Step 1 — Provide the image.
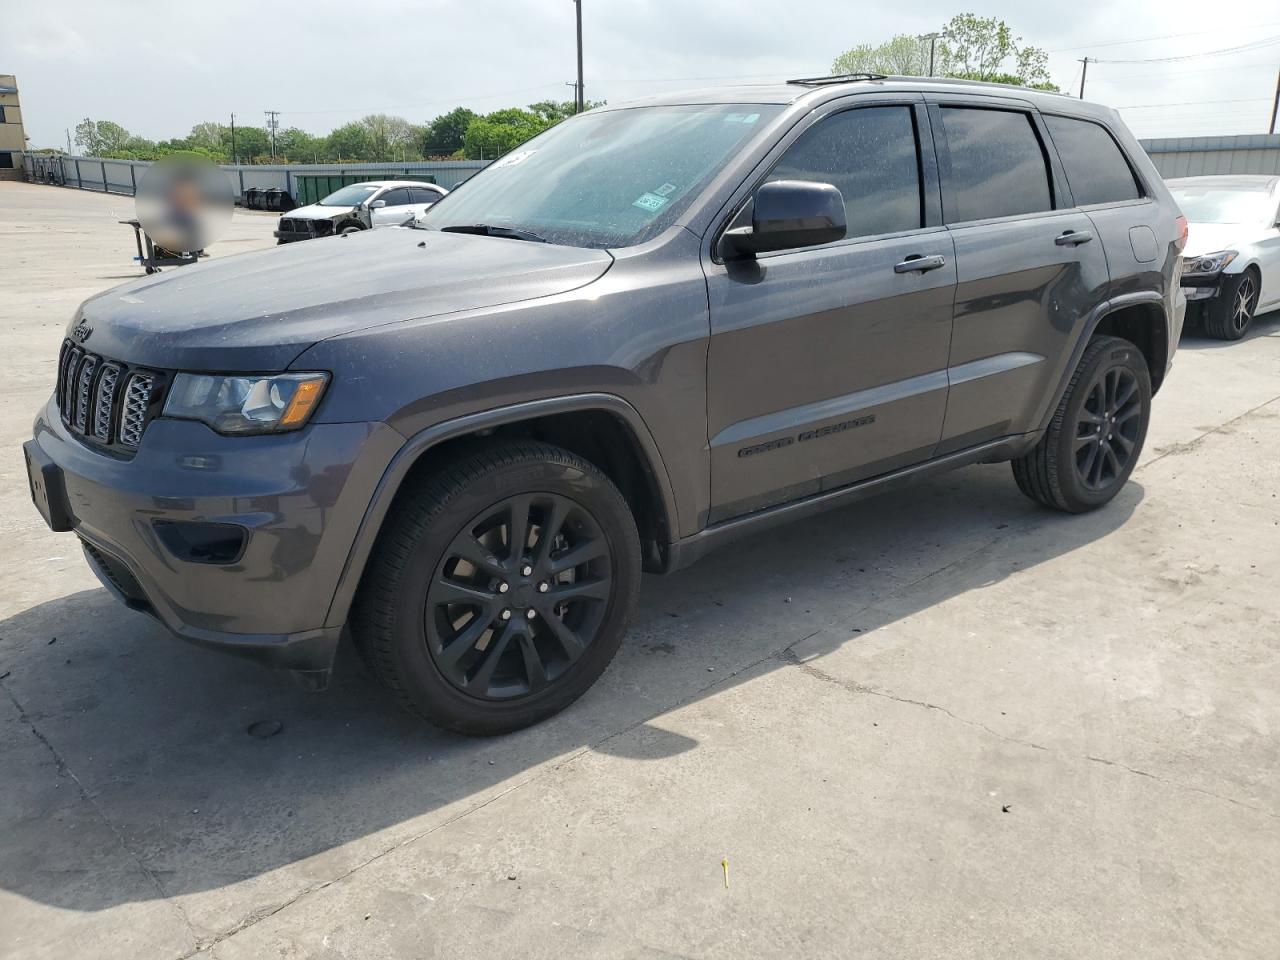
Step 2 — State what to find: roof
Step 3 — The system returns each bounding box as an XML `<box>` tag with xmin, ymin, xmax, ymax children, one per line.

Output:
<box><xmin>608</xmin><ymin>75</ymin><xmax>1086</xmax><ymax>111</ymax></box>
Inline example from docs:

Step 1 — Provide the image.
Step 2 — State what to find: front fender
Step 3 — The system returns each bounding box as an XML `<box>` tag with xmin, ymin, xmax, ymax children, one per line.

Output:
<box><xmin>320</xmin><ymin>392</ymin><xmax>680</xmax><ymax>630</ymax></box>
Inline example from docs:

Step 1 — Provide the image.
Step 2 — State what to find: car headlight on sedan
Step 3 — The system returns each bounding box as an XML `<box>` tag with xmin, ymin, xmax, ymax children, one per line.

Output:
<box><xmin>163</xmin><ymin>372</ymin><xmax>329</xmax><ymax>435</ymax></box>
<box><xmin>1183</xmin><ymin>250</ymin><xmax>1237</xmax><ymax>275</ymax></box>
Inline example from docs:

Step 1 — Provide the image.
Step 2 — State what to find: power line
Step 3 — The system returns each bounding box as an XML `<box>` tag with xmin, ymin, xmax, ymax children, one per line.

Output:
<box><xmin>1046</xmin><ymin>22</ymin><xmax>1280</xmax><ymax>53</ymax></box>
<box><xmin>1113</xmin><ymin>97</ymin><xmax>1272</xmax><ymax>109</ymax></box>
<box><xmin>1091</xmin><ymin>36</ymin><xmax>1280</xmax><ymax>64</ymax></box>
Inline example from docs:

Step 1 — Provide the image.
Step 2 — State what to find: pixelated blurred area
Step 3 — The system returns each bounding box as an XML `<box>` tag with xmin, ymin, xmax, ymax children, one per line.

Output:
<box><xmin>135</xmin><ymin>156</ymin><xmax>233</xmax><ymax>254</ymax></box>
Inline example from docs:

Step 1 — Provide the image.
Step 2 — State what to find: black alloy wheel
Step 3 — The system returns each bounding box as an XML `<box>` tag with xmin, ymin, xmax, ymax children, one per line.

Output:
<box><xmin>1011</xmin><ymin>334</ymin><xmax>1152</xmax><ymax>513</ymax></box>
<box><xmin>425</xmin><ymin>493</ymin><xmax>612</xmax><ymax>700</ymax></box>
<box><xmin>353</xmin><ymin>441</ymin><xmax>641</xmax><ymax>735</ymax></box>
<box><xmin>1072</xmin><ymin>365</ymin><xmax>1142</xmax><ymax>492</ymax></box>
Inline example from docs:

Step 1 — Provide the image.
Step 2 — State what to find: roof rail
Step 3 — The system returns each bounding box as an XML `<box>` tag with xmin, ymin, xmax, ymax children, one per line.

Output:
<box><xmin>786</xmin><ymin>73</ymin><xmax>886</xmax><ymax>87</ymax></box>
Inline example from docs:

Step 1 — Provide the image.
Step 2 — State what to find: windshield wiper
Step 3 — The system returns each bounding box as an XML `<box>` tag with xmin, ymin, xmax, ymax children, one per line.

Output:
<box><xmin>439</xmin><ymin>223</ymin><xmax>548</xmax><ymax>243</ymax></box>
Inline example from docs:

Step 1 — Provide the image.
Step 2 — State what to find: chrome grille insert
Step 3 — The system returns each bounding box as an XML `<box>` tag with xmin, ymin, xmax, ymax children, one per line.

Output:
<box><xmin>93</xmin><ymin>363</ymin><xmax>121</xmax><ymax>442</ymax></box>
<box><xmin>54</xmin><ymin>340</ymin><xmax>163</xmax><ymax>454</ymax></box>
<box><xmin>73</xmin><ymin>355</ymin><xmax>98</xmax><ymax>431</ymax></box>
<box><xmin>119</xmin><ymin>372</ymin><xmax>157</xmax><ymax>447</ymax></box>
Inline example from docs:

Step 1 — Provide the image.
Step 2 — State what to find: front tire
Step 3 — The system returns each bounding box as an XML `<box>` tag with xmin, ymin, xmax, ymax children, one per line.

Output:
<box><xmin>1012</xmin><ymin>335</ymin><xmax>1151</xmax><ymax>513</ymax></box>
<box><xmin>353</xmin><ymin>441</ymin><xmax>641</xmax><ymax>735</ymax></box>
<box><xmin>1203</xmin><ymin>269</ymin><xmax>1259</xmax><ymax>341</ymax></box>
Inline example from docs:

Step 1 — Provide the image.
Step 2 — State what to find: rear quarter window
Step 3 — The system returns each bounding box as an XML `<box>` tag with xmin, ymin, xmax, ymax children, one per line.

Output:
<box><xmin>938</xmin><ymin>107</ymin><xmax>1053</xmax><ymax>223</ymax></box>
<box><xmin>1044</xmin><ymin>115</ymin><xmax>1142</xmax><ymax>206</ymax></box>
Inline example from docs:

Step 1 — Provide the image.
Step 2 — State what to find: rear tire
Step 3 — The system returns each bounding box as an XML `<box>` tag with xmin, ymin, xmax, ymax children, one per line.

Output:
<box><xmin>1012</xmin><ymin>335</ymin><xmax>1151</xmax><ymax>513</ymax></box>
<box><xmin>352</xmin><ymin>441</ymin><xmax>641</xmax><ymax>735</ymax></box>
<box><xmin>1202</xmin><ymin>269</ymin><xmax>1259</xmax><ymax>341</ymax></box>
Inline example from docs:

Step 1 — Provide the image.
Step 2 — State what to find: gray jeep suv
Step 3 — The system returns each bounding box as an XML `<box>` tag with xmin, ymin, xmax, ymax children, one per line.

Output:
<box><xmin>25</xmin><ymin>76</ymin><xmax>1185</xmax><ymax>734</ymax></box>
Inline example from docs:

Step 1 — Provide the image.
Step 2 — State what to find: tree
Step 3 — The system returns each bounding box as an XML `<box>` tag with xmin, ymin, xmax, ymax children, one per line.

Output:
<box><xmin>462</xmin><ymin>107</ymin><xmax>551</xmax><ymax>159</ymax></box>
<box><xmin>275</xmin><ymin>127</ymin><xmax>325</xmax><ymax>163</ymax></box>
<box><xmin>187</xmin><ymin>122</ymin><xmax>226</xmax><ymax>152</ymax></box>
<box><xmin>421</xmin><ymin>107</ymin><xmax>477</xmax><ymax>156</ymax></box>
<box><xmin>326</xmin><ymin>122</ymin><xmax>372</xmax><ymax>161</ymax></box>
<box><xmin>831</xmin><ymin>34</ymin><xmax>935</xmax><ymax>77</ymax></box>
<box><xmin>830</xmin><ymin>14</ymin><xmax>1056</xmax><ymax>90</ymax></box>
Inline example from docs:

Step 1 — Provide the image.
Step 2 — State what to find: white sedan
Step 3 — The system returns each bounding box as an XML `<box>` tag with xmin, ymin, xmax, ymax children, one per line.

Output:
<box><xmin>1168</xmin><ymin>174</ymin><xmax>1280</xmax><ymax>340</ymax></box>
<box><xmin>274</xmin><ymin>180</ymin><xmax>448</xmax><ymax>244</ymax></box>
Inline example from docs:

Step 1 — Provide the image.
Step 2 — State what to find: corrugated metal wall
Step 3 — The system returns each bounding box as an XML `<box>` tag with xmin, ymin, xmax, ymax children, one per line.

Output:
<box><xmin>22</xmin><ymin>155</ymin><xmax>490</xmax><ymax>199</ymax></box>
<box><xmin>1138</xmin><ymin>134</ymin><xmax>1280</xmax><ymax>178</ymax></box>
<box><xmin>25</xmin><ymin>133</ymin><xmax>1280</xmax><ymax>199</ymax></box>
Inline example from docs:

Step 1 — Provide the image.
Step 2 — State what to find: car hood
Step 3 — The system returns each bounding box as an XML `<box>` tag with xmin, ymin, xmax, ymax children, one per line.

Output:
<box><xmin>73</xmin><ymin>228</ymin><xmax>614</xmax><ymax>371</ymax></box>
<box><xmin>1183</xmin><ymin>221</ymin><xmax>1261</xmax><ymax>259</ymax></box>
<box><xmin>282</xmin><ymin>202</ymin><xmax>351</xmax><ymax>221</ymax></box>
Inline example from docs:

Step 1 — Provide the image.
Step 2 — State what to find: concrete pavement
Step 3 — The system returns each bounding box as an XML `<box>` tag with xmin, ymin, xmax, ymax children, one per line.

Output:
<box><xmin>1</xmin><ymin>181</ymin><xmax>1277</xmax><ymax>959</ymax></box>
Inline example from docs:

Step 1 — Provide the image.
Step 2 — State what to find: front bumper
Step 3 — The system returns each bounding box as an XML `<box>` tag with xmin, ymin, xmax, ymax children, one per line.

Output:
<box><xmin>28</xmin><ymin>398</ymin><xmax>403</xmax><ymax>674</ymax></box>
<box><xmin>1181</xmin><ymin>274</ymin><xmax>1222</xmax><ymax>301</ymax></box>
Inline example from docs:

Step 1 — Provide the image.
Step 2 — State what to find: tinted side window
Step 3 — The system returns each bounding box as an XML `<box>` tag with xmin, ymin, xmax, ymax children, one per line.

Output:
<box><xmin>766</xmin><ymin>106</ymin><xmax>922</xmax><ymax>239</ymax></box>
<box><xmin>1044</xmin><ymin>115</ymin><xmax>1141</xmax><ymax>206</ymax></box>
<box><xmin>379</xmin><ymin>188</ymin><xmax>411</xmax><ymax>206</ymax></box>
<box><xmin>939</xmin><ymin>107</ymin><xmax>1052</xmax><ymax>222</ymax></box>
<box><xmin>410</xmin><ymin>186</ymin><xmax>440</xmax><ymax>203</ymax></box>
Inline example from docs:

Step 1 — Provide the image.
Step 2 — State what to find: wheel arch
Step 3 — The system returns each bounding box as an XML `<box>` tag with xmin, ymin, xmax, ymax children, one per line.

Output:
<box><xmin>1039</xmin><ymin>293</ymin><xmax>1170</xmax><ymax>435</ymax></box>
<box><xmin>324</xmin><ymin>394</ymin><xmax>680</xmax><ymax>630</ymax></box>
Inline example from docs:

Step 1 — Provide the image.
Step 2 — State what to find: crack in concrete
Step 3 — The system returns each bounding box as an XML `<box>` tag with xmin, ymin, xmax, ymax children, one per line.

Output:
<box><xmin>1140</xmin><ymin>392</ymin><xmax>1280</xmax><ymax>472</ymax></box>
<box><xmin>775</xmin><ymin>648</ymin><xmax>1279</xmax><ymax>821</ymax></box>
<box><xmin>0</xmin><ymin>680</ymin><xmax>202</xmax><ymax>952</ymax></box>
<box><xmin>776</xmin><ymin>648</ymin><xmax>1052</xmax><ymax>753</ymax></box>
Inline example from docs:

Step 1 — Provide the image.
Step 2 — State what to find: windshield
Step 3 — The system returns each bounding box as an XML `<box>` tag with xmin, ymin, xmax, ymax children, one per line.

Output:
<box><xmin>418</xmin><ymin>104</ymin><xmax>783</xmax><ymax>248</ymax></box>
<box><xmin>319</xmin><ymin>184</ymin><xmax>382</xmax><ymax>206</ymax></box>
<box><xmin>1169</xmin><ymin>184</ymin><xmax>1274</xmax><ymax>224</ymax></box>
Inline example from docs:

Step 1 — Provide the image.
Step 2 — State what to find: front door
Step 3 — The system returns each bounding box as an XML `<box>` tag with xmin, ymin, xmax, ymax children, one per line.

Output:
<box><xmin>704</xmin><ymin>101</ymin><xmax>956</xmax><ymax>523</ymax></box>
<box><xmin>370</xmin><ymin>187</ymin><xmax>415</xmax><ymax>227</ymax></box>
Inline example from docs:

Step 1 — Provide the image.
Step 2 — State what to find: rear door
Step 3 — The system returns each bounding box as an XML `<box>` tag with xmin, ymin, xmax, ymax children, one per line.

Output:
<box><xmin>409</xmin><ymin>185</ymin><xmax>444</xmax><ymax>218</ymax></box>
<box><xmin>703</xmin><ymin>97</ymin><xmax>956</xmax><ymax>522</ymax></box>
<box><xmin>1040</xmin><ymin>112</ymin><xmax>1163</xmax><ymax>303</ymax></box>
<box><xmin>928</xmin><ymin>97</ymin><xmax>1111</xmax><ymax>452</ymax></box>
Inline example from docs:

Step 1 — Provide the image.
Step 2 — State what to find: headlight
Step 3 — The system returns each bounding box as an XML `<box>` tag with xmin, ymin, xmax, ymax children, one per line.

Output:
<box><xmin>163</xmin><ymin>372</ymin><xmax>328</xmax><ymax>435</ymax></box>
<box><xmin>1183</xmin><ymin>250</ymin><xmax>1237</xmax><ymax>275</ymax></box>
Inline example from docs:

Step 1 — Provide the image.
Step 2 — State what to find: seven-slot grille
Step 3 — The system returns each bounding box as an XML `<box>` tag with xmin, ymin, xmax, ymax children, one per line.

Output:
<box><xmin>55</xmin><ymin>339</ymin><xmax>162</xmax><ymax>452</ymax></box>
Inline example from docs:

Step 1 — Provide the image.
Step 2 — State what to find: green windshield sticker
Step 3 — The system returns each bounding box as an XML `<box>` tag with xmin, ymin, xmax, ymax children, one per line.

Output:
<box><xmin>633</xmin><ymin>192</ymin><xmax>669</xmax><ymax>213</ymax></box>
<box><xmin>655</xmin><ymin>182</ymin><xmax>678</xmax><ymax>197</ymax></box>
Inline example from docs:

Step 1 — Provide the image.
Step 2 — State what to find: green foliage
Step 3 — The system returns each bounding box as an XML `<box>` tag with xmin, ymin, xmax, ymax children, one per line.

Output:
<box><xmin>73</xmin><ymin>97</ymin><xmax>605</xmax><ymax>165</ymax></box>
<box><xmin>421</xmin><ymin>107</ymin><xmax>478</xmax><ymax>156</ymax></box>
<box><xmin>463</xmin><ymin>108</ymin><xmax>552</xmax><ymax>159</ymax></box>
<box><xmin>830</xmin><ymin>12</ymin><xmax>1057</xmax><ymax>91</ymax></box>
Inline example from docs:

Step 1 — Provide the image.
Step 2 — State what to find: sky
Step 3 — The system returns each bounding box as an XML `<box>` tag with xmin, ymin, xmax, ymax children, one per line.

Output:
<box><xmin>4</xmin><ymin>0</ymin><xmax>1279</xmax><ymax>150</ymax></box>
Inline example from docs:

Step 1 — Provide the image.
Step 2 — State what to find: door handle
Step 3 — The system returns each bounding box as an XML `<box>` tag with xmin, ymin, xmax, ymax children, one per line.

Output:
<box><xmin>1055</xmin><ymin>230</ymin><xmax>1094</xmax><ymax>246</ymax></box>
<box><xmin>894</xmin><ymin>254</ymin><xmax>947</xmax><ymax>273</ymax></box>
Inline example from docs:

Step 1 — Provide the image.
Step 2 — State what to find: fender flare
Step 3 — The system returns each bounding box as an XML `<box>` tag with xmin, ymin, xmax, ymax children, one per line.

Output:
<box><xmin>1035</xmin><ymin>290</ymin><xmax>1170</xmax><ymax>433</ymax></box>
<box><xmin>323</xmin><ymin>392</ymin><xmax>680</xmax><ymax>629</ymax></box>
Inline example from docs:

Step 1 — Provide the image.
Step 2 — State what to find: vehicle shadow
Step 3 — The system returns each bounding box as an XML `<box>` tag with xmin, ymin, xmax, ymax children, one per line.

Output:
<box><xmin>0</xmin><ymin>463</ymin><xmax>1140</xmax><ymax>917</ymax></box>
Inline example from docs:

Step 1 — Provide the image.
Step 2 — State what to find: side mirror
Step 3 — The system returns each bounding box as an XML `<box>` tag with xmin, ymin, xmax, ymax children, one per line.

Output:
<box><xmin>722</xmin><ymin>180</ymin><xmax>846</xmax><ymax>259</ymax></box>
<box><xmin>368</xmin><ymin>199</ymin><xmax>387</xmax><ymax>209</ymax></box>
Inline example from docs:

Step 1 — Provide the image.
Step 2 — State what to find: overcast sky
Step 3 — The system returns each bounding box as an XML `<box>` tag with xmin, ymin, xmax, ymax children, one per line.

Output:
<box><xmin>5</xmin><ymin>0</ymin><xmax>1280</xmax><ymax>150</ymax></box>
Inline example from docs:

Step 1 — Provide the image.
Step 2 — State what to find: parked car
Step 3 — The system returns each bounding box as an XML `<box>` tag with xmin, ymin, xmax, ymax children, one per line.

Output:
<box><xmin>1167</xmin><ymin>175</ymin><xmax>1280</xmax><ymax>340</ymax></box>
<box><xmin>26</xmin><ymin>76</ymin><xmax>1184</xmax><ymax>734</ymax></box>
<box><xmin>274</xmin><ymin>180</ymin><xmax>447</xmax><ymax>243</ymax></box>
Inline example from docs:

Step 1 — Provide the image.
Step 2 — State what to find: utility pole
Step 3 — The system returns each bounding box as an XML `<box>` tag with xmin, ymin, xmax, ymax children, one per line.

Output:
<box><xmin>918</xmin><ymin>33</ymin><xmax>941</xmax><ymax>77</ymax></box>
<box><xmin>1079</xmin><ymin>57</ymin><xmax>1089</xmax><ymax>100</ymax></box>
<box><xmin>264</xmin><ymin>110</ymin><xmax>280</xmax><ymax>161</ymax></box>
<box><xmin>574</xmin><ymin>0</ymin><xmax>584</xmax><ymax>113</ymax></box>
<box><xmin>230</xmin><ymin>113</ymin><xmax>237</xmax><ymax>164</ymax></box>
<box><xmin>65</xmin><ymin>128</ymin><xmax>72</xmax><ymax>155</ymax></box>
<box><xmin>1269</xmin><ymin>66</ymin><xmax>1279</xmax><ymax>135</ymax></box>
